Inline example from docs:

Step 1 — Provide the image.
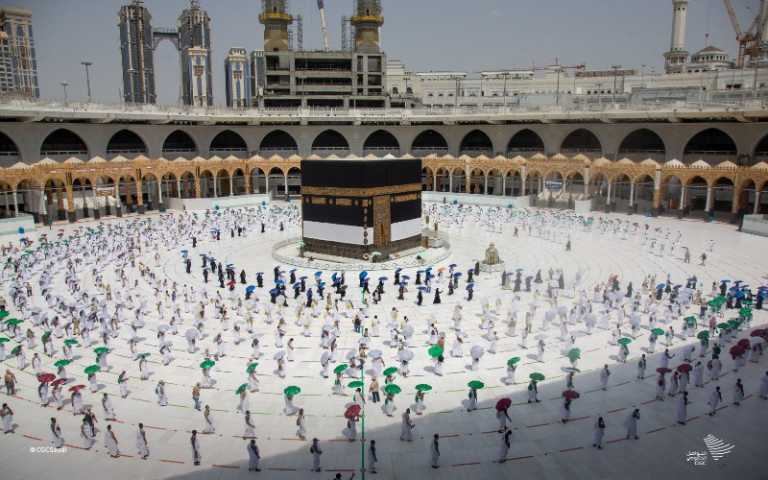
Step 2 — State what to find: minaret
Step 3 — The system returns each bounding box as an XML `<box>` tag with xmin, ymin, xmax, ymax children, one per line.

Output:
<box><xmin>260</xmin><ymin>0</ymin><xmax>293</xmax><ymax>52</ymax></box>
<box><xmin>351</xmin><ymin>0</ymin><xmax>383</xmax><ymax>53</ymax></box>
<box><xmin>178</xmin><ymin>0</ymin><xmax>213</xmax><ymax>106</ymax></box>
<box><xmin>664</xmin><ymin>0</ymin><xmax>689</xmax><ymax>74</ymax></box>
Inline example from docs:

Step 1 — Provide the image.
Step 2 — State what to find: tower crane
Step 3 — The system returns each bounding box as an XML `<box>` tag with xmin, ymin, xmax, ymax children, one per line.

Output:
<box><xmin>722</xmin><ymin>0</ymin><xmax>767</xmax><ymax>68</ymax></box>
<box><xmin>316</xmin><ymin>0</ymin><xmax>330</xmax><ymax>51</ymax></box>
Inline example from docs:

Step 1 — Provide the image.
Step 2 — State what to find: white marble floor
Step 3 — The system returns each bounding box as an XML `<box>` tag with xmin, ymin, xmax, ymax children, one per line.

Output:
<box><xmin>0</xmin><ymin>203</ymin><xmax>766</xmax><ymax>480</ymax></box>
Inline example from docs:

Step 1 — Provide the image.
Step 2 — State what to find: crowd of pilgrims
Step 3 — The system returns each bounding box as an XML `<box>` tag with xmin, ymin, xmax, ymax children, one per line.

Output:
<box><xmin>0</xmin><ymin>201</ymin><xmax>765</xmax><ymax>472</ymax></box>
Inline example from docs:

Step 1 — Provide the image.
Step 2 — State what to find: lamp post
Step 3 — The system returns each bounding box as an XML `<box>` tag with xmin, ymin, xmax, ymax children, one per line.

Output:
<box><xmin>81</xmin><ymin>61</ymin><xmax>93</xmax><ymax>103</ymax></box>
<box><xmin>60</xmin><ymin>81</ymin><xmax>69</xmax><ymax>104</ymax></box>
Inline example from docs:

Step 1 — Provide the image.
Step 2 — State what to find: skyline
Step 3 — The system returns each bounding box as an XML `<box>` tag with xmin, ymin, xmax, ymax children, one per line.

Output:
<box><xmin>10</xmin><ymin>0</ymin><xmax>763</xmax><ymax>105</ymax></box>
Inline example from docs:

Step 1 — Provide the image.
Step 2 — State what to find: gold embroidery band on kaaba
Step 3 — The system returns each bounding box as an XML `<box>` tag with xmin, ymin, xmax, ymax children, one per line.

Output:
<box><xmin>301</xmin><ymin>183</ymin><xmax>422</xmax><ymax>197</ymax></box>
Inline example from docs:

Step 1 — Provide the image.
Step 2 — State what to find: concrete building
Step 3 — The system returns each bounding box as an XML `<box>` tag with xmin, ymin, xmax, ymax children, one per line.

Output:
<box><xmin>178</xmin><ymin>0</ymin><xmax>213</xmax><ymax>107</ymax></box>
<box><xmin>0</xmin><ymin>6</ymin><xmax>39</xmax><ymax>99</ymax></box>
<box><xmin>664</xmin><ymin>0</ymin><xmax>689</xmax><ymax>74</ymax></box>
<box><xmin>118</xmin><ymin>0</ymin><xmax>156</xmax><ymax>104</ymax></box>
<box><xmin>225</xmin><ymin>48</ymin><xmax>251</xmax><ymax>108</ymax></box>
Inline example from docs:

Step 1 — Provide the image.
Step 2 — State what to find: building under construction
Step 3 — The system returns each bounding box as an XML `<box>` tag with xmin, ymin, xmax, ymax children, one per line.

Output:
<box><xmin>255</xmin><ymin>0</ymin><xmax>389</xmax><ymax>108</ymax></box>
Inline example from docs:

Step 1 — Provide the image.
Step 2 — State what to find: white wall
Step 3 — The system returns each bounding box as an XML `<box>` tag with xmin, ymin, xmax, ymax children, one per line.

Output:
<box><xmin>391</xmin><ymin>218</ymin><xmax>422</xmax><ymax>241</ymax></box>
<box><xmin>0</xmin><ymin>214</ymin><xmax>35</xmax><ymax>237</ymax></box>
<box><xmin>422</xmin><ymin>192</ymin><xmax>531</xmax><ymax>208</ymax></box>
<box><xmin>166</xmin><ymin>194</ymin><xmax>270</xmax><ymax>211</ymax></box>
<box><xmin>742</xmin><ymin>215</ymin><xmax>768</xmax><ymax>238</ymax></box>
<box><xmin>303</xmin><ymin>221</ymin><xmax>365</xmax><ymax>245</ymax></box>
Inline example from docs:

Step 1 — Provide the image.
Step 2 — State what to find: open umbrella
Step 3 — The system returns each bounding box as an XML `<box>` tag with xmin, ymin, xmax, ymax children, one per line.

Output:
<box><xmin>562</xmin><ymin>389</ymin><xmax>580</xmax><ymax>400</ymax></box>
<box><xmin>37</xmin><ymin>373</ymin><xmax>55</xmax><ymax>383</ymax></box>
<box><xmin>273</xmin><ymin>351</ymin><xmax>286</xmax><ymax>361</ymax></box>
<box><xmin>0</xmin><ymin>337</ymin><xmax>9</xmax><ymax>344</ymax></box>
<box><xmin>468</xmin><ymin>380</ymin><xmax>485</xmax><ymax>390</ymax></box>
<box><xmin>51</xmin><ymin>378</ymin><xmax>67</xmax><ymax>387</ymax></box>
<box><xmin>529</xmin><ymin>372</ymin><xmax>545</xmax><ymax>382</ymax></box>
<box><xmin>567</xmin><ymin>348</ymin><xmax>581</xmax><ymax>361</ymax></box>
<box><xmin>730</xmin><ymin>345</ymin><xmax>746</xmax><ymax>357</ymax></box>
<box><xmin>345</xmin><ymin>404</ymin><xmax>362</xmax><ymax>420</ymax></box>
<box><xmin>751</xmin><ymin>329</ymin><xmax>767</xmax><ymax>337</ymax></box>
<box><xmin>68</xmin><ymin>384</ymin><xmax>86</xmax><ymax>393</ymax></box>
<box><xmin>676</xmin><ymin>364</ymin><xmax>692</xmax><ymax>373</ymax></box>
<box><xmin>656</xmin><ymin>367</ymin><xmax>671</xmax><ymax>374</ymax></box>
<box><xmin>0</xmin><ymin>311</ymin><xmax>8</xmax><ymax>319</ymax></box>
<box><xmin>507</xmin><ymin>357</ymin><xmax>521</xmax><ymax>367</ymax></box>
<box><xmin>236</xmin><ymin>383</ymin><xmax>248</xmax><ymax>395</ymax></box>
<box><xmin>496</xmin><ymin>398</ymin><xmax>512</xmax><ymax>411</ymax></box>
<box><xmin>368</xmin><ymin>349</ymin><xmax>383</xmax><ymax>359</ymax></box>
<box><xmin>84</xmin><ymin>365</ymin><xmax>100</xmax><ymax>375</ymax></box>
<box><xmin>617</xmin><ymin>337</ymin><xmax>632</xmax><ymax>346</ymax></box>
<box><xmin>63</xmin><ymin>338</ymin><xmax>79</xmax><ymax>347</ymax></box>
<box><xmin>348</xmin><ymin>380</ymin><xmax>364</xmax><ymax>389</ymax></box>
<box><xmin>651</xmin><ymin>328</ymin><xmax>665</xmax><ymax>336</ymax></box>
<box><xmin>428</xmin><ymin>346</ymin><xmax>444</xmax><ymax>358</ymax></box>
<box><xmin>684</xmin><ymin>316</ymin><xmax>697</xmax><ymax>327</ymax></box>
<box><xmin>384</xmin><ymin>384</ymin><xmax>401</xmax><ymax>395</ymax></box>
<box><xmin>94</xmin><ymin>347</ymin><xmax>109</xmax><ymax>355</ymax></box>
<box><xmin>185</xmin><ymin>328</ymin><xmax>200</xmax><ymax>341</ymax></box>
<box><xmin>470</xmin><ymin>345</ymin><xmax>485</xmax><ymax>359</ymax></box>
<box><xmin>415</xmin><ymin>384</ymin><xmax>432</xmax><ymax>392</ymax></box>
<box><xmin>398</xmin><ymin>350</ymin><xmax>414</xmax><ymax>362</ymax></box>
<box><xmin>54</xmin><ymin>359</ymin><xmax>71</xmax><ymax>368</ymax></box>
<box><xmin>246</xmin><ymin>362</ymin><xmax>258</xmax><ymax>373</ymax></box>
<box><xmin>200</xmin><ymin>359</ymin><xmax>215</xmax><ymax>369</ymax></box>
<box><xmin>4</xmin><ymin>318</ymin><xmax>22</xmax><ymax>327</ymax></box>
<box><xmin>697</xmin><ymin>331</ymin><xmax>710</xmax><ymax>340</ymax></box>
<box><xmin>334</xmin><ymin>364</ymin><xmax>348</xmax><ymax>375</ymax></box>
<box><xmin>383</xmin><ymin>367</ymin><xmax>398</xmax><ymax>377</ymax></box>
<box><xmin>284</xmin><ymin>386</ymin><xmax>301</xmax><ymax>396</ymax></box>
<box><xmin>717</xmin><ymin>322</ymin><xmax>730</xmax><ymax>330</ymax></box>
<box><xmin>137</xmin><ymin>353</ymin><xmax>150</xmax><ymax>360</ymax></box>
<box><xmin>737</xmin><ymin>338</ymin><xmax>751</xmax><ymax>349</ymax></box>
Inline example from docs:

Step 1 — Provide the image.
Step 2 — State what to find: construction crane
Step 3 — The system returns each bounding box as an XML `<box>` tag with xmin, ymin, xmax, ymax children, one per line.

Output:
<box><xmin>317</xmin><ymin>0</ymin><xmax>330</xmax><ymax>51</ymax></box>
<box><xmin>722</xmin><ymin>0</ymin><xmax>767</xmax><ymax>68</ymax></box>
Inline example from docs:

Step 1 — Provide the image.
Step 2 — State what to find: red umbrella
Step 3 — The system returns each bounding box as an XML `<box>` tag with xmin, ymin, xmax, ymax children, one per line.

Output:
<box><xmin>51</xmin><ymin>378</ymin><xmax>67</xmax><ymax>387</ymax></box>
<box><xmin>562</xmin><ymin>389</ymin><xmax>580</xmax><ymax>400</ymax></box>
<box><xmin>737</xmin><ymin>339</ymin><xmax>751</xmax><ymax>349</ymax></box>
<box><xmin>729</xmin><ymin>345</ymin><xmax>746</xmax><ymax>356</ymax></box>
<box><xmin>68</xmin><ymin>384</ymin><xmax>86</xmax><ymax>393</ymax></box>
<box><xmin>37</xmin><ymin>373</ymin><xmax>55</xmax><ymax>383</ymax></box>
<box><xmin>750</xmin><ymin>329</ymin><xmax>766</xmax><ymax>337</ymax></box>
<box><xmin>676</xmin><ymin>364</ymin><xmax>692</xmax><ymax>374</ymax></box>
<box><xmin>656</xmin><ymin>367</ymin><xmax>671</xmax><ymax>375</ymax></box>
<box><xmin>495</xmin><ymin>398</ymin><xmax>512</xmax><ymax>411</ymax></box>
<box><xmin>344</xmin><ymin>405</ymin><xmax>361</xmax><ymax>420</ymax></box>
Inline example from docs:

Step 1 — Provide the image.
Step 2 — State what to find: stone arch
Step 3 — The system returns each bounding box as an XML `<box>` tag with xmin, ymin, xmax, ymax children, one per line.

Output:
<box><xmin>487</xmin><ymin>168</ymin><xmax>503</xmax><ymax>195</ymax></box>
<box><xmin>268</xmin><ymin>166</ymin><xmax>286</xmax><ymax>196</ymax></box>
<box><xmin>412</xmin><ymin>129</ymin><xmax>448</xmax><ymax>155</ymax></box>
<box><xmin>40</xmin><ymin>128</ymin><xmax>89</xmax><ymax>158</ymax></box>
<box><xmin>683</xmin><ymin>175</ymin><xmax>709</xmax><ymax>214</ymax></box>
<box><xmin>210</xmin><ymin>130</ymin><xmax>248</xmax><ymax>155</ymax></box>
<box><xmin>752</xmin><ymin>133</ymin><xmax>768</xmax><ymax>166</ymax></box>
<box><xmin>364</xmin><ymin>129</ymin><xmax>400</xmax><ymax>155</ymax></box>
<box><xmin>216</xmin><ymin>169</ymin><xmax>231</xmax><ymax>197</ymax></box>
<box><xmin>312</xmin><ymin>130</ymin><xmax>349</xmax><ymax>153</ymax></box>
<box><xmin>231</xmin><ymin>168</ymin><xmax>246</xmax><ymax>195</ymax></box>
<box><xmin>0</xmin><ymin>130</ymin><xmax>21</xmax><ymax>164</ymax></box>
<box><xmin>505</xmin><ymin>169</ymin><xmax>523</xmax><ymax>196</ymax></box>
<box><xmin>106</xmin><ymin>129</ymin><xmax>148</xmax><ymax>158</ymax></box>
<box><xmin>507</xmin><ymin>129</ymin><xmax>544</xmax><ymax>155</ymax></box>
<box><xmin>683</xmin><ymin>128</ymin><xmax>737</xmax><ymax>165</ymax></box>
<box><xmin>162</xmin><ymin>130</ymin><xmax>198</xmax><ymax>158</ymax></box>
<box><xmin>287</xmin><ymin>167</ymin><xmax>301</xmax><ymax>195</ymax></box>
<box><xmin>561</xmin><ymin>128</ymin><xmax>602</xmax><ymax>155</ymax></box>
<box><xmin>711</xmin><ymin>176</ymin><xmax>735</xmax><ymax>215</ymax></box>
<box><xmin>260</xmin><ymin>130</ymin><xmax>298</xmax><ymax>154</ymax></box>
<box><xmin>199</xmin><ymin>170</ymin><xmax>215</xmax><ymax>198</ymax></box>
<box><xmin>459</xmin><ymin>129</ymin><xmax>493</xmax><ymax>155</ymax></box>
<box><xmin>435</xmin><ymin>167</ymin><xmax>450</xmax><ymax>192</ymax></box>
<box><xmin>469</xmin><ymin>168</ymin><xmax>485</xmax><ymax>194</ymax></box>
<box><xmin>634</xmin><ymin>174</ymin><xmax>655</xmax><ymax>208</ymax></box>
<box><xmin>451</xmin><ymin>167</ymin><xmax>466</xmax><ymax>193</ymax></box>
<box><xmin>526</xmin><ymin>170</ymin><xmax>542</xmax><ymax>195</ymax></box>
<box><xmin>618</xmin><ymin>128</ymin><xmax>666</xmax><ymax>161</ymax></box>
<box><xmin>421</xmin><ymin>167</ymin><xmax>434</xmax><ymax>191</ymax></box>
<box><xmin>250</xmin><ymin>167</ymin><xmax>267</xmax><ymax>194</ymax></box>
<box><xmin>161</xmin><ymin>172</ymin><xmax>179</xmax><ymax>199</ymax></box>
<box><xmin>565</xmin><ymin>171</ymin><xmax>586</xmax><ymax>196</ymax></box>
<box><xmin>179</xmin><ymin>171</ymin><xmax>197</xmax><ymax>199</ymax></box>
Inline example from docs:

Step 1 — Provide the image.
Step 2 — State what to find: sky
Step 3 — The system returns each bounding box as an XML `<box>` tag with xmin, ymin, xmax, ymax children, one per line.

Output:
<box><xmin>14</xmin><ymin>0</ymin><xmax>762</xmax><ymax>105</ymax></box>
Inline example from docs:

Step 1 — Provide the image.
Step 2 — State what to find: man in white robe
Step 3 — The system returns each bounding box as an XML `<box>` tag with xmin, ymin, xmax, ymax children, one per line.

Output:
<box><xmin>247</xmin><ymin>439</ymin><xmax>261</xmax><ymax>472</ymax></box>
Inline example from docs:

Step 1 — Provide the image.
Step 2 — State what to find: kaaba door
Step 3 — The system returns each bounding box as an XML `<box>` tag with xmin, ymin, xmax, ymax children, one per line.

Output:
<box><xmin>373</xmin><ymin>195</ymin><xmax>391</xmax><ymax>248</ymax></box>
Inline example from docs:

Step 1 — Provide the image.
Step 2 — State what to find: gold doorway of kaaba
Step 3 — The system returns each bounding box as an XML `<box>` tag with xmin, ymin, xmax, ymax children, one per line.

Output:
<box><xmin>373</xmin><ymin>195</ymin><xmax>391</xmax><ymax>248</ymax></box>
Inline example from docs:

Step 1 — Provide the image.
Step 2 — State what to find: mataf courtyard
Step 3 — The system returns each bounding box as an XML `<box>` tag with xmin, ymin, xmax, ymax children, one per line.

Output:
<box><xmin>0</xmin><ymin>201</ymin><xmax>766</xmax><ymax>480</ymax></box>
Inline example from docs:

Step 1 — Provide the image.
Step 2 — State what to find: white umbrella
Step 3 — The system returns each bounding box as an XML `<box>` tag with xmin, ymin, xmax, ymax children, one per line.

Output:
<box><xmin>321</xmin><ymin>351</ymin><xmax>331</xmax><ymax>363</ymax></box>
<box><xmin>273</xmin><ymin>350</ymin><xmax>286</xmax><ymax>360</ymax></box>
<box><xmin>158</xmin><ymin>324</ymin><xmax>170</xmax><ymax>333</ymax></box>
<box><xmin>185</xmin><ymin>328</ymin><xmax>200</xmax><ymax>341</ymax></box>
<box><xmin>398</xmin><ymin>350</ymin><xmax>414</xmax><ymax>362</ymax></box>
<box><xmin>402</xmin><ymin>325</ymin><xmax>414</xmax><ymax>338</ymax></box>
<box><xmin>368</xmin><ymin>349</ymin><xmax>383</xmax><ymax>359</ymax></box>
<box><xmin>345</xmin><ymin>349</ymin><xmax>357</xmax><ymax>361</ymax></box>
<box><xmin>470</xmin><ymin>345</ymin><xmax>485</xmax><ymax>359</ymax></box>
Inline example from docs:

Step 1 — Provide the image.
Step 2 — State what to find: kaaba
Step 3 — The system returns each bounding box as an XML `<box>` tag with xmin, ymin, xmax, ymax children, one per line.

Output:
<box><xmin>301</xmin><ymin>158</ymin><xmax>423</xmax><ymax>260</ymax></box>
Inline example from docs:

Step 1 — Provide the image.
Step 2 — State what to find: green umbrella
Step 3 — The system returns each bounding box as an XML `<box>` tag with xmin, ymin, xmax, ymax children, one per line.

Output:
<box><xmin>684</xmin><ymin>316</ymin><xmax>697</xmax><ymax>327</ymax></box>
<box><xmin>348</xmin><ymin>380</ymin><xmax>364</xmax><ymax>389</ymax></box>
<box><xmin>236</xmin><ymin>383</ymin><xmax>248</xmax><ymax>395</ymax></box>
<box><xmin>64</xmin><ymin>339</ymin><xmax>79</xmax><ymax>347</ymax></box>
<box><xmin>739</xmin><ymin>307</ymin><xmax>752</xmax><ymax>318</ymax></box>
<box><xmin>530</xmin><ymin>372</ymin><xmax>545</xmax><ymax>382</ymax></box>
<box><xmin>11</xmin><ymin>345</ymin><xmax>21</xmax><ymax>356</ymax></box>
<box><xmin>506</xmin><ymin>357</ymin><xmax>521</xmax><ymax>367</ymax></box>
<box><xmin>333</xmin><ymin>364</ymin><xmax>348</xmax><ymax>375</ymax></box>
<box><xmin>246</xmin><ymin>362</ymin><xmax>258</xmax><ymax>373</ymax></box>
<box><xmin>41</xmin><ymin>331</ymin><xmax>52</xmax><ymax>342</ymax></box>
<box><xmin>4</xmin><ymin>318</ymin><xmax>22</xmax><ymax>326</ymax></box>
<box><xmin>651</xmin><ymin>328</ymin><xmax>664</xmax><ymax>336</ymax></box>
<box><xmin>415</xmin><ymin>384</ymin><xmax>432</xmax><ymax>392</ymax></box>
<box><xmin>384</xmin><ymin>384</ymin><xmax>401</xmax><ymax>395</ymax></box>
<box><xmin>617</xmin><ymin>337</ymin><xmax>632</xmax><ymax>346</ymax></box>
<box><xmin>0</xmin><ymin>337</ymin><xmax>9</xmax><ymax>344</ymax></box>
<box><xmin>137</xmin><ymin>353</ymin><xmax>150</xmax><ymax>359</ymax></box>
<box><xmin>428</xmin><ymin>345</ymin><xmax>444</xmax><ymax>358</ymax></box>
<box><xmin>717</xmin><ymin>322</ymin><xmax>730</xmax><ymax>330</ymax></box>
<box><xmin>84</xmin><ymin>365</ymin><xmax>100</xmax><ymax>375</ymax></box>
<box><xmin>697</xmin><ymin>331</ymin><xmax>710</xmax><ymax>340</ymax></box>
<box><xmin>54</xmin><ymin>359</ymin><xmax>71</xmax><ymax>368</ymax></box>
<box><xmin>200</xmin><ymin>359</ymin><xmax>215</xmax><ymax>369</ymax></box>
<box><xmin>567</xmin><ymin>348</ymin><xmax>581</xmax><ymax>361</ymax></box>
<box><xmin>468</xmin><ymin>380</ymin><xmax>485</xmax><ymax>390</ymax></box>
<box><xmin>284</xmin><ymin>386</ymin><xmax>301</xmax><ymax>396</ymax></box>
<box><xmin>94</xmin><ymin>347</ymin><xmax>109</xmax><ymax>355</ymax></box>
<box><xmin>727</xmin><ymin>319</ymin><xmax>742</xmax><ymax>329</ymax></box>
<box><xmin>383</xmin><ymin>367</ymin><xmax>398</xmax><ymax>377</ymax></box>
<box><xmin>0</xmin><ymin>311</ymin><xmax>8</xmax><ymax>319</ymax></box>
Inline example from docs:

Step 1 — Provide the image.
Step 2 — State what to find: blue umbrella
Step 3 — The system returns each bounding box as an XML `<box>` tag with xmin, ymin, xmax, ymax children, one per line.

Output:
<box><xmin>300</xmin><ymin>276</ymin><xmax>308</xmax><ymax>280</ymax></box>
<box><xmin>269</xmin><ymin>288</ymin><xmax>279</xmax><ymax>295</ymax></box>
<box><xmin>401</xmin><ymin>275</ymin><xmax>411</xmax><ymax>281</ymax></box>
<box><xmin>417</xmin><ymin>286</ymin><xmax>428</xmax><ymax>292</ymax></box>
<box><xmin>332</xmin><ymin>273</ymin><xmax>338</xmax><ymax>281</ymax></box>
<box><xmin>454</xmin><ymin>272</ymin><xmax>463</xmax><ymax>278</ymax></box>
<box><xmin>395</xmin><ymin>268</ymin><xmax>403</xmax><ymax>274</ymax></box>
<box><xmin>417</xmin><ymin>270</ymin><xmax>424</xmax><ymax>274</ymax></box>
<box><xmin>449</xmin><ymin>264</ymin><xmax>457</xmax><ymax>269</ymax></box>
<box><xmin>181</xmin><ymin>249</ymin><xmax>189</xmax><ymax>258</ymax></box>
<box><xmin>246</xmin><ymin>285</ymin><xmax>256</xmax><ymax>293</ymax></box>
<box><xmin>378</xmin><ymin>276</ymin><xmax>388</xmax><ymax>281</ymax></box>
<box><xmin>317</xmin><ymin>281</ymin><xmax>326</xmax><ymax>288</ymax></box>
<box><xmin>289</xmin><ymin>269</ymin><xmax>297</xmax><ymax>273</ymax></box>
<box><xmin>226</xmin><ymin>264</ymin><xmax>234</xmax><ymax>269</ymax></box>
<box><xmin>466</xmin><ymin>283</ymin><xmax>475</xmax><ymax>289</ymax></box>
<box><xmin>256</xmin><ymin>272</ymin><xmax>264</xmax><ymax>275</ymax></box>
<box><xmin>656</xmin><ymin>283</ymin><xmax>665</xmax><ymax>290</ymax></box>
<box><xmin>359</xmin><ymin>271</ymin><xmax>369</xmax><ymax>280</ymax></box>
<box><xmin>276</xmin><ymin>279</ymin><xmax>285</xmax><ymax>285</ymax></box>
<box><xmin>720</xmin><ymin>280</ymin><xmax>731</xmax><ymax>283</ymax></box>
<box><xmin>314</xmin><ymin>271</ymin><xmax>323</xmax><ymax>277</ymax></box>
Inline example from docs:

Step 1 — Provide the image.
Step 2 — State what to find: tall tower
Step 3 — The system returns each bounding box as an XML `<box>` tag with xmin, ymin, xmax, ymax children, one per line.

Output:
<box><xmin>664</xmin><ymin>0</ymin><xmax>689</xmax><ymax>74</ymax></box>
<box><xmin>225</xmin><ymin>48</ymin><xmax>251</xmax><ymax>108</ymax></box>
<box><xmin>351</xmin><ymin>0</ymin><xmax>383</xmax><ymax>53</ymax></box>
<box><xmin>119</xmin><ymin>1</ymin><xmax>156</xmax><ymax>104</ymax></box>
<box><xmin>178</xmin><ymin>0</ymin><xmax>213</xmax><ymax>106</ymax></box>
<box><xmin>260</xmin><ymin>0</ymin><xmax>293</xmax><ymax>52</ymax></box>
<box><xmin>0</xmin><ymin>6</ymin><xmax>39</xmax><ymax>98</ymax></box>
